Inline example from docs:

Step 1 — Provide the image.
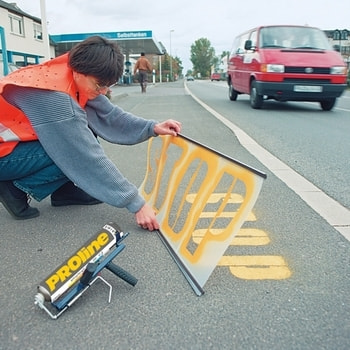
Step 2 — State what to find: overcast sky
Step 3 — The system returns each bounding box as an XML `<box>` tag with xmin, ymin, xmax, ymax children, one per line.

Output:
<box><xmin>13</xmin><ymin>0</ymin><xmax>350</xmax><ymax>72</ymax></box>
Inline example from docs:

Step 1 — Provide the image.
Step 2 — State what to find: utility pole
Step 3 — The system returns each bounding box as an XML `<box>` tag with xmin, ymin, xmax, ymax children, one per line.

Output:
<box><xmin>40</xmin><ymin>0</ymin><xmax>51</xmax><ymax>60</ymax></box>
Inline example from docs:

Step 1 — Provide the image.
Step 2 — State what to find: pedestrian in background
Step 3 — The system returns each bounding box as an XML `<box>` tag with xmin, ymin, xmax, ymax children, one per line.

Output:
<box><xmin>0</xmin><ymin>36</ymin><xmax>181</xmax><ymax>230</ymax></box>
<box><xmin>133</xmin><ymin>52</ymin><xmax>152</xmax><ymax>93</ymax></box>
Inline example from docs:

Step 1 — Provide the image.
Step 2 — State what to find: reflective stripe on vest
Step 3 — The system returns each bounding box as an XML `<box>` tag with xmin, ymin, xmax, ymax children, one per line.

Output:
<box><xmin>0</xmin><ymin>123</ymin><xmax>20</xmax><ymax>142</ymax></box>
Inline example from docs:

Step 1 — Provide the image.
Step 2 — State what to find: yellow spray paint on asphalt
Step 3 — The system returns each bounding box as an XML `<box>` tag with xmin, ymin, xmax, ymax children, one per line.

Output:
<box><xmin>190</xmin><ymin>193</ymin><xmax>291</xmax><ymax>280</ymax></box>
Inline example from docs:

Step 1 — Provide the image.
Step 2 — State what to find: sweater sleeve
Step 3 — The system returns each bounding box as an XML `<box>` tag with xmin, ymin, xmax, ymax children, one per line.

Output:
<box><xmin>2</xmin><ymin>86</ymin><xmax>146</xmax><ymax>213</ymax></box>
<box><xmin>85</xmin><ymin>94</ymin><xmax>158</xmax><ymax>144</ymax></box>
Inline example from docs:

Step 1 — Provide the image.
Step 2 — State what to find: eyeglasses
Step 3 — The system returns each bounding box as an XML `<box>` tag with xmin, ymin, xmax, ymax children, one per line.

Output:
<box><xmin>95</xmin><ymin>82</ymin><xmax>110</xmax><ymax>92</ymax></box>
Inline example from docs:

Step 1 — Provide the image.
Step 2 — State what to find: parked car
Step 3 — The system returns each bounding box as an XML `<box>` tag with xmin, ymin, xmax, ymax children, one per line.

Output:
<box><xmin>211</xmin><ymin>72</ymin><xmax>221</xmax><ymax>81</ymax></box>
<box><xmin>227</xmin><ymin>25</ymin><xmax>347</xmax><ymax>110</ymax></box>
<box><xmin>0</xmin><ymin>61</ymin><xmax>19</xmax><ymax>78</ymax></box>
<box><xmin>186</xmin><ymin>75</ymin><xmax>194</xmax><ymax>81</ymax></box>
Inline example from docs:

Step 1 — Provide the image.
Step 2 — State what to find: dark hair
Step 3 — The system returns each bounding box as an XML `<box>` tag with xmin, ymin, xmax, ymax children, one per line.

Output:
<box><xmin>141</xmin><ymin>52</ymin><xmax>145</xmax><ymax>56</ymax></box>
<box><xmin>68</xmin><ymin>36</ymin><xmax>124</xmax><ymax>86</ymax></box>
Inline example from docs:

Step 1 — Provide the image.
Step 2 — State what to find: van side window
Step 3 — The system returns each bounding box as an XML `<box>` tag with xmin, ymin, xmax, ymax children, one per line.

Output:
<box><xmin>249</xmin><ymin>31</ymin><xmax>257</xmax><ymax>48</ymax></box>
<box><xmin>236</xmin><ymin>33</ymin><xmax>250</xmax><ymax>54</ymax></box>
<box><xmin>231</xmin><ymin>37</ymin><xmax>240</xmax><ymax>55</ymax></box>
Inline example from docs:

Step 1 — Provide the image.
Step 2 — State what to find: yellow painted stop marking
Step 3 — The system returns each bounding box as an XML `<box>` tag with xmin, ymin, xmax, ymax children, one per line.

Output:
<box><xmin>218</xmin><ymin>255</ymin><xmax>292</xmax><ymax>279</ymax></box>
<box><xmin>189</xmin><ymin>192</ymin><xmax>292</xmax><ymax>280</ymax></box>
<box><xmin>193</xmin><ymin>228</ymin><xmax>270</xmax><ymax>246</ymax></box>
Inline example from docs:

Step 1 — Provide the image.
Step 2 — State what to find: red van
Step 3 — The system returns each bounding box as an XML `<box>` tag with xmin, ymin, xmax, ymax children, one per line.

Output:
<box><xmin>227</xmin><ymin>25</ymin><xmax>348</xmax><ymax>110</ymax></box>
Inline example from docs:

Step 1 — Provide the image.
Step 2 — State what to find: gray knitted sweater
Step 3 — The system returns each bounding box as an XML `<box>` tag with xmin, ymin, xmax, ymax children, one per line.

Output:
<box><xmin>3</xmin><ymin>86</ymin><xmax>158</xmax><ymax>213</ymax></box>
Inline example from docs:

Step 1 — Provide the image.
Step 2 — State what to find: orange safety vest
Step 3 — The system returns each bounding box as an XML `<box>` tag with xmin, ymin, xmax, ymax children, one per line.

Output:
<box><xmin>0</xmin><ymin>53</ymin><xmax>88</xmax><ymax>157</ymax></box>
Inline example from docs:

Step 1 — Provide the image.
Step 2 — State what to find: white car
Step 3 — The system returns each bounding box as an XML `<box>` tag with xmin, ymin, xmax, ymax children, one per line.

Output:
<box><xmin>0</xmin><ymin>61</ymin><xmax>19</xmax><ymax>78</ymax></box>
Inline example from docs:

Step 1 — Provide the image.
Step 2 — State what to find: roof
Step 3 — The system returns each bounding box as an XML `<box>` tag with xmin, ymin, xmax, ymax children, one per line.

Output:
<box><xmin>50</xmin><ymin>31</ymin><xmax>166</xmax><ymax>56</ymax></box>
<box><xmin>0</xmin><ymin>0</ymin><xmax>41</xmax><ymax>23</ymax></box>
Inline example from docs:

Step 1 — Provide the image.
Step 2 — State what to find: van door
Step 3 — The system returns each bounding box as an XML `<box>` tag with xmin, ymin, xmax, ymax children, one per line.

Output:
<box><xmin>231</xmin><ymin>32</ymin><xmax>250</xmax><ymax>93</ymax></box>
<box><xmin>240</xmin><ymin>30</ymin><xmax>258</xmax><ymax>93</ymax></box>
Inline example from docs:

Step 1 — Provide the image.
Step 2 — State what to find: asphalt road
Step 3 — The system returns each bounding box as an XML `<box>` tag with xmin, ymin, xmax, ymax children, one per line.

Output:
<box><xmin>0</xmin><ymin>80</ymin><xmax>349</xmax><ymax>350</ymax></box>
<box><xmin>185</xmin><ymin>79</ymin><xmax>350</xmax><ymax>211</ymax></box>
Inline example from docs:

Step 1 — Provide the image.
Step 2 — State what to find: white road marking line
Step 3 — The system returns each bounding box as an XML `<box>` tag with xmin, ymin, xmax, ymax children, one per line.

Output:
<box><xmin>185</xmin><ymin>84</ymin><xmax>350</xmax><ymax>241</ymax></box>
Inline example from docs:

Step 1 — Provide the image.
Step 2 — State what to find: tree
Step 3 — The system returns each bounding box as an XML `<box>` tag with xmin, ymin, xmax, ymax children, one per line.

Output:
<box><xmin>174</xmin><ymin>56</ymin><xmax>183</xmax><ymax>78</ymax></box>
<box><xmin>221</xmin><ymin>50</ymin><xmax>230</xmax><ymax>59</ymax></box>
<box><xmin>212</xmin><ymin>56</ymin><xmax>220</xmax><ymax>69</ymax></box>
<box><xmin>190</xmin><ymin>38</ymin><xmax>215</xmax><ymax>78</ymax></box>
<box><xmin>158</xmin><ymin>54</ymin><xmax>183</xmax><ymax>81</ymax></box>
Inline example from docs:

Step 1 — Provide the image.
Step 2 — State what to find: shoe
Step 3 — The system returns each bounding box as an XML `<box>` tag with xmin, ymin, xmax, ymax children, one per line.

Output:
<box><xmin>0</xmin><ymin>181</ymin><xmax>40</xmax><ymax>220</ymax></box>
<box><xmin>51</xmin><ymin>181</ymin><xmax>102</xmax><ymax>207</ymax></box>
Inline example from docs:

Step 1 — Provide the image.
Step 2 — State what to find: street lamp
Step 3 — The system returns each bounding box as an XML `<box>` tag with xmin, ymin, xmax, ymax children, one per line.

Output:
<box><xmin>169</xmin><ymin>29</ymin><xmax>174</xmax><ymax>81</ymax></box>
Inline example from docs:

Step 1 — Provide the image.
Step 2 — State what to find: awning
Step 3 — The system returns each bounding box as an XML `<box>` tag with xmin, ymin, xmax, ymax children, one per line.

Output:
<box><xmin>50</xmin><ymin>31</ymin><xmax>166</xmax><ymax>57</ymax></box>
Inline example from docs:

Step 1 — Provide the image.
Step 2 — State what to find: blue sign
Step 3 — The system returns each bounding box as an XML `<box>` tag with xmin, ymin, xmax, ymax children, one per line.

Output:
<box><xmin>50</xmin><ymin>31</ymin><xmax>152</xmax><ymax>43</ymax></box>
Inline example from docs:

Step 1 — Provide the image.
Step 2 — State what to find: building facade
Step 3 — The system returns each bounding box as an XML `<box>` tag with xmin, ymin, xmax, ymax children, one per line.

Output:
<box><xmin>324</xmin><ymin>29</ymin><xmax>350</xmax><ymax>66</ymax></box>
<box><xmin>0</xmin><ymin>0</ymin><xmax>52</xmax><ymax>72</ymax></box>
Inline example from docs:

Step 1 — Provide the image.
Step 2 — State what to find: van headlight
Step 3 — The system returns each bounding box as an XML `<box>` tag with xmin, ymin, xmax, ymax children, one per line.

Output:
<box><xmin>330</xmin><ymin>66</ymin><xmax>347</xmax><ymax>75</ymax></box>
<box><xmin>261</xmin><ymin>64</ymin><xmax>285</xmax><ymax>73</ymax></box>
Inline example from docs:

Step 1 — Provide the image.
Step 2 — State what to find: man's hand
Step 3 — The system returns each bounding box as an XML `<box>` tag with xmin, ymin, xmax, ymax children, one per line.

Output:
<box><xmin>135</xmin><ymin>203</ymin><xmax>160</xmax><ymax>231</ymax></box>
<box><xmin>154</xmin><ymin>119</ymin><xmax>182</xmax><ymax>136</ymax></box>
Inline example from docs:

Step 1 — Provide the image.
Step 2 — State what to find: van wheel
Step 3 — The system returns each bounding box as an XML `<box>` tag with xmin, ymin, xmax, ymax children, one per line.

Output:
<box><xmin>320</xmin><ymin>98</ymin><xmax>336</xmax><ymax>111</ymax></box>
<box><xmin>228</xmin><ymin>82</ymin><xmax>238</xmax><ymax>101</ymax></box>
<box><xmin>250</xmin><ymin>80</ymin><xmax>263</xmax><ymax>109</ymax></box>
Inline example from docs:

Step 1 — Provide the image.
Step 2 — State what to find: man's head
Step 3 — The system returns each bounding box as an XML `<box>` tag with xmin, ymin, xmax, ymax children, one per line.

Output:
<box><xmin>69</xmin><ymin>36</ymin><xmax>124</xmax><ymax>87</ymax></box>
<box><xmin>140</xmin><ymin>52</ymin><xmax>145</xmax><ymax>56</ymax></box>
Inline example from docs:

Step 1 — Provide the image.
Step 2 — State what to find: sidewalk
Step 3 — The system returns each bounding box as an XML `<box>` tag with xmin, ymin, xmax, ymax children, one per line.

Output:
<box><xmin>110</xmin><ymin>79</ymin><xmax>185</xmax><ymax>101</ymax></box>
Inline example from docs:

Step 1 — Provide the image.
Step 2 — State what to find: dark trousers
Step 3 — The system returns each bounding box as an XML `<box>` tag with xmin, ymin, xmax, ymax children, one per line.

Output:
<box><xmin>138</xmin><ymin>70</ymin><xmax>148</xmax><ymax>91</ymax></box>
<box><xmin>0</xmin><ymin>141</ymin><xmax>68</xmax><ymax>201</ymax></box>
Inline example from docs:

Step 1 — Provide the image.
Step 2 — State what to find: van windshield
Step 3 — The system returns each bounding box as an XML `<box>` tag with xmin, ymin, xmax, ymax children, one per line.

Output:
<box><xmin>260</xmin><ymin>26</ymin><xmax>332</xmax><ymax>50</ymax></box>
